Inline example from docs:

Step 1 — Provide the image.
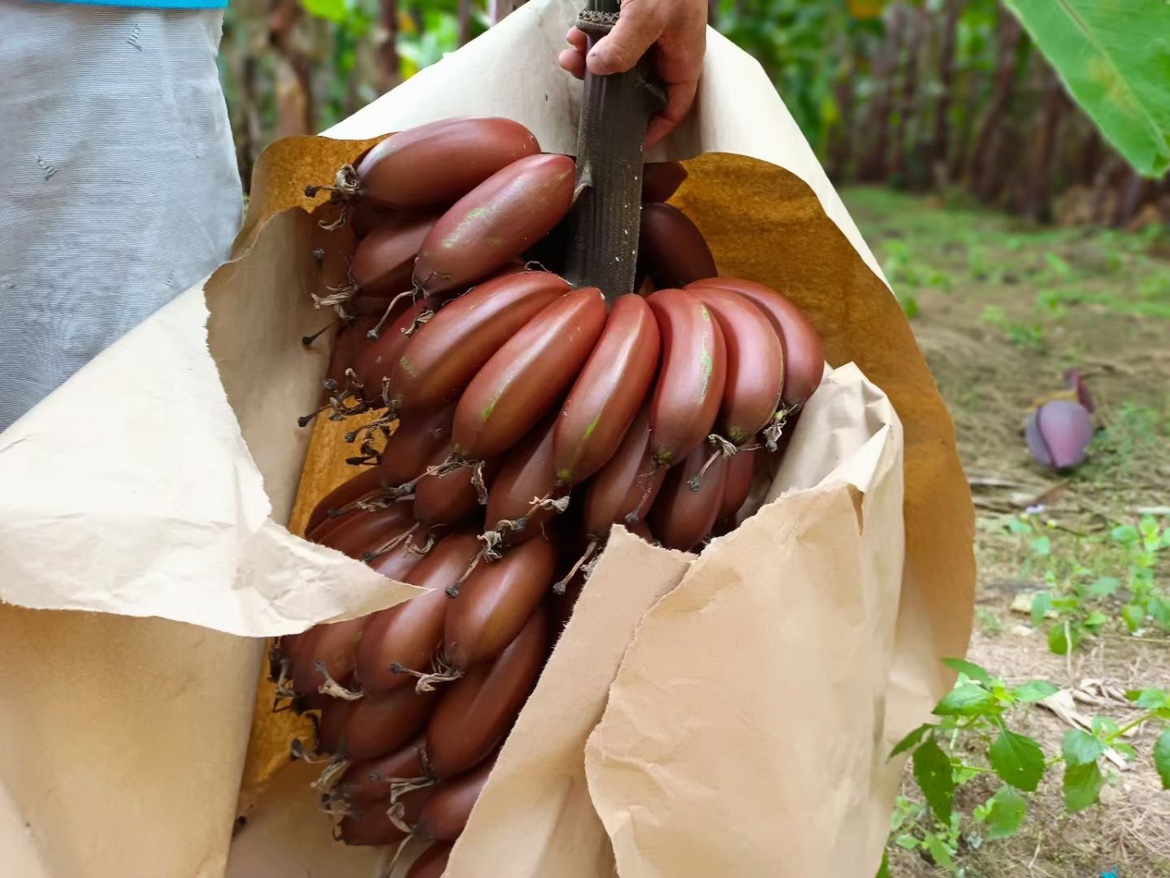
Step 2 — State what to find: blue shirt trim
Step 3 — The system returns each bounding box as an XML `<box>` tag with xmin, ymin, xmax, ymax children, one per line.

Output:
<box><xmin>28</xmin><ymin>0</ymin><xmax>228</xmax><ymax>9</ymax></box>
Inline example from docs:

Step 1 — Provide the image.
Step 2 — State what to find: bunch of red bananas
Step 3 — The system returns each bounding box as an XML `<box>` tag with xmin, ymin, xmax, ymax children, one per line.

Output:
<box><xmin>271</xmin><ymin>116</ymin><xmax>825</xmax><ymax>868</ymax></box>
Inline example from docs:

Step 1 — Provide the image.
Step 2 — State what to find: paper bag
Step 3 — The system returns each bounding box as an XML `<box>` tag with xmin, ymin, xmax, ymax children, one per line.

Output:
<box><xmin>0</xmin><ymin>0</ymin><xmax>975</xmax><ymax>875</ymax></box>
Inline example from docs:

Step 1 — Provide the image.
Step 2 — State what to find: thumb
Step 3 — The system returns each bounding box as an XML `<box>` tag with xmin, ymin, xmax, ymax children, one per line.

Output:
<box><xmin>586</xmin><ymin>7</ymin><xmax>661</xmax><ymax>76</ymax></box>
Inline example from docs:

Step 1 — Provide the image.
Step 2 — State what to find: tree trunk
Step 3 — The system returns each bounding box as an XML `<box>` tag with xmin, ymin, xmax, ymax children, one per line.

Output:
<box><xmin>931</xmin><ymin>0</ymin><xmax>961</xmax><ymax>178</ymax></box>
<box><xmin>490</xmin><ymin>0</ymin><xmax>526</xmax><ymax>24</ymax></box>
<box><xmin>270</xmin><ymin>0</ymin><xmax>314</xmax><ymax>137</ymax></box>
<box><xmin>857</xmin><ymin>3</ymin><xmax>904</xmax><ymax>182</ymax></box>
<box><xmin>1020</xmin><ymin>69</ymin><xmax>1067</xmax><ymax>221</ymax></box>
<box><xmin>968</xmin><ymin>11</ymin><xmax>1023</xmax><ymax>198</ymax></box>
<box><xmin>888</xmin><ymin>3</ymin><xmax>923</xmax><ymax>185</ymax></box>
<box><xmin>378</xmin><ymin>0</ymin><xmax>401</xmax><ymax>92</ymax></box>
<box><xmin>458</xmin><ymin>0</ymin><xmax>474</xmax><ymax>45</ymax></box>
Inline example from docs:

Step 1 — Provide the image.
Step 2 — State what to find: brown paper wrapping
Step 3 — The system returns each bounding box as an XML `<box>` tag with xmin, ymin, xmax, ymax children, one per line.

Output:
<box><xmin>0</xmin><ymin>0</ymin><xmax>973</xmax><ymax>874</ymax></box>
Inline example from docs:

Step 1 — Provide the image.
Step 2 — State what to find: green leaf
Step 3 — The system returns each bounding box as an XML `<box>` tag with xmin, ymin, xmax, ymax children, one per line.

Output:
<box><xmin>1112</xmin><ymin>524</ymin><xmax>1140</xmax><ymax>545</ymax></box>
<box><xmin>984</xmin><ymin>786</ymin><xmax>1027</xmax><ymax>840</ymax></box>
<box><xmin>1063</xmin><ymin>760</ymin><xmax>1105</xmax><ymax>812</ymax></box>
<box><xmin>1031</xmin><ymin>592</ymin><xmax>1053</xmax><ymax>626</ymax></box>
<box><xmin>894</xmin><ymin>833</ymin><xmax>919</xmax><ymax>851</ymax></box>
<box><xmin>1048</xmin><ymin>623</ymin><xmax>1080</xmax><ymax>655</ymax></box>
<box><xmin>1123</xmin><ymin>603</ymin><xmax>1146</xmax><ymax>632</ymax></box>
<box><xmin>1062</xmin><ymin>729</ymin><xmax>1106</xmax><ymax>766</ymax></box>
<box><xmin>926</xmin><ymin>834</ymin><xmax>955</xmax><ymax>870</ymax></box>
<box><xmin>875</xmin><ymin>850</ymin><xmax>890</xmax><ymax>878</ymax></box>
<box><xmin>1088</xmin><ymin>576</ymin><xmax>1121</xmax><ymax>598</ymax></box>
<box><xmin>1084</xmin><ymin>610</ymin><xmax>1109</xmax><ymax>632</ymax></box>
<box><xmin>934</xmin><ymin>684</ymin><xmax>996</xmax><ymax>717</ymax></box>
<box><xmin>912</xmin><ymin>738</ymin><xmax>955</xmax><ymax>824</ymax></box>
<box><xmin>1155</xmin><ymin>730</ymin><xmax>1170</xmax><ymax>790</ymax></box>
<box><xmin>1012</xmin><ymin>680</ymin><xmax>1060</xmax><ymax>703</ymax></box>
<box><xmin>890</xmin><ymin>722</ymin><xmax>936</xmax><ymax>758</ymax></box>
<box><xmin>1001</xmin><ymin>0</ymin><xmax>1170</xmax><ymax>176</ymax></box>
<box><xmin>942</xmin><ymin>658</ymin><xmax>993</xmax><ymax>686</ymax></box>
<box><xmin>1128</xmin><ymin>688</ymin><xmax>1170</xmax><ymax>710</ymax></box>
<box><xmin>1150</xmin><ymin>595</ymin><xmax>1170</xmax><ymax>629</ymax></box>
<box><xmin>1030</xmin><ymin>535</ymin><xmax>1052</xmax><ymax>556</ymax></box>
<box><xmin>1114</xmin><ymin>742</ymin><xmax>1138</xmax><ymax>760</ymax></box>
<box><xmin>300</xmin><ymin>0</ymin><xmax>348</xmax><ymax>23</ymax></box>
<box><xmin>989</xmin><ymin>729</ymin><xmax>1046</xmax><ymax>792</ymax></box>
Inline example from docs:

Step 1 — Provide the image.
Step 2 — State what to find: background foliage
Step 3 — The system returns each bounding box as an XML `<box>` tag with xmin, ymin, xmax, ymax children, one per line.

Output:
<box><xmin>217</xmin><ymin>0</ymin><xmax>1170</xmax><ymax>229</ymax></box>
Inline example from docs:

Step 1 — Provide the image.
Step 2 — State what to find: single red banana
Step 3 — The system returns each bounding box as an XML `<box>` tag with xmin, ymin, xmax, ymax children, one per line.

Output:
<box><xmin>645</xmin><ymin>289</ymin><xmax>728</xmax><ymax>466</ymax></box>
<box><xmin>638</xmin><ymin>203</ymin><xmax>718</xmax><ymax>289</ymax></box>
<box><xmin>350</xmin><ymin>210</ymin><xmax>442</xmax><ymax>298</ymax></box>
<box><xmin>406</xmin><ymin>843</ymin><xmax>454</xmax><ymax>878</ymax></box>
<box><xmin>306</xmin><ymin>467</ymin><xmax>387</xmax><ymax>534</ymax></box>
<box><xmin>641</xmin><ymin>161</ymin><xmax>688</xmax><ymax>203</ymax></box>
<box><xmin>413</xmin><ymin>755</ymin><xmax>497</xmax><ymax>842</ymax></box>
<box><xmin>582</xmin><ymin>406</ymin><xmax>667</xmax><ymax>539</ymax></box>
<box><xmin>355</xmin><ymin>530</ymin><xmax>483</xmax><ymax>697</ymax></box>
<box><xmin>333</xmin><ymin>735</ymin><xmax>428</xmax><ymax>806</ymax></box>
<box><xmin>647</xmin><ymin>441</ymin><xmax>729</xmax><ymax>552</ymax></box>
<box><xmin>413</xmin><ymin>440</ymin><xmax>500</xmax><ymax>528</ymax></box>
<box><xmin>352</xmin><ymin>117</ymin><xmax>542</xmax><ymax>209</ymax></box>
<box><xmin>342</xmin><ymin>684</ymin><xmax>442</xmax><ymax>762</ymax></box>
<box><xmin>424</xmin><ymin>604</ymin><xmax>549</xmax><ymax>779</ymax></box>
<box><xmin>553</xmin><ymin>293</ymin><xmax>661</xmax><ymax>486</ymax></box>
<box><xmin>316</xmin><ymin>698</ymin><xmax>358</xmax><ymax>755</ymax></box>
<box><xmin>354</xmin><ymin>295</ymin><xmax>443</xmax><ymax>404</ymax></box>
<box><xmin>389</xmin><ymin>270</ymin><xmax>571</xmax><ymax>415</ymax></box>
<box><xmin>377</xmin><ymin>404</ymin><xmax>455</xmax><ymax>490</ymax></box>
<box><xmin>313</xmin><ymin>500</ymin><xmax>415</xmax><ymax>559</ymax></box>
<box><xmin>687</xmin><ymin>277</ymin><xmax>825</xmax><ymax>409</ymax></box>
<box><xmin>718</xmin><ymin>448</ymin><xmax>757</xmax><ymax>526</ymax></box>
<box><xmin>690</xmin><ymin>286</ymin><xmax>785</xmax><ymax>445</ymax></box>
<box><xmin>290</xmin><ymin>617</ymin><xmax>369</xmax><ymax>699</ymax></box>
<box><xmin>336</xmin><ymin>785</ymin><xmax>436</xmax><ymax>846</ymax></box>
<box><xmin>443</xmin><ymin>535</ymin><xmax>558</xmax><ymax>671</ymax></box>
<box><xmin>452</xmin><ymin>287</ymin><xmax>608</xmax><ymax>462</ymax></box>
<box><xmin>413</xmin><ymin>153</ymin><xmax>577</xmax><ymax>295</ymax></box>
<box><xmin>483</xmin><ymin>417</ymin><xmax>566</xmax><ymax>547</ymax></box>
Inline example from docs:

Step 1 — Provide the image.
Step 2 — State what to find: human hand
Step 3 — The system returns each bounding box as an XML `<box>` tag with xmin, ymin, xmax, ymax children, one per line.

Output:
<box><xmin>558</xmin><ymin>0</ymin><xmax>708</xmax><ymax>149</ymax></box>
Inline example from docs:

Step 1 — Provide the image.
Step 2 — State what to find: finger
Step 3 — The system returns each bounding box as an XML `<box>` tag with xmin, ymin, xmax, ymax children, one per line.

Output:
<box><xmin>565</xmin><ymin>26</ymin><xmax>588</xmax><ymax>54</ymax></box>
<box><xmin>586</xmin><ymin>3</ymin><xmax>663</xmax><ymax>76</ymax></box>
<box><xmin>558</xmin><ymin>48</ymin><xmax>586</xmax><ymax>80</ymax></box>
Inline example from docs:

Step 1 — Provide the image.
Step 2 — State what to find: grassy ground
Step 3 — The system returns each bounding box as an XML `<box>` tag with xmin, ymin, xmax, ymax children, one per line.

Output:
<box><xmin>840</xmin><ymin>187</ymin><xmax>1170</xmax><ymax>878</ymax></box>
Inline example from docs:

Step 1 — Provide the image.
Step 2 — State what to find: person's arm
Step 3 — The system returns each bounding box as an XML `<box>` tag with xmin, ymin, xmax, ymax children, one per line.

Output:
<box><xmin>558</xmin><ymin>0</ymin><xmax>708</xmax><ymax>149</ymax></box>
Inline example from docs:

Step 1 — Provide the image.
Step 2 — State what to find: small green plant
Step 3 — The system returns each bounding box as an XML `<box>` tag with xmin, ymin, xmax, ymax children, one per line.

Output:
<box><xmin>980</xmin><ymin>305</ymin><xmax>1045</xmax><ymax>349</ymax></box>
<box><xmin>884</xmin><ymin>658</ymin><xmax>1170</xmax><ymax>876</ymax></box>
<box><xmin>1004</xmin><ymin>512</ymin><xmax>1170</xmax><ymax>654</ymax></box>
<box><xmin>882</xmin><ymin>240</ymin><xmax>954</xmax><ymax>293</ymax></box>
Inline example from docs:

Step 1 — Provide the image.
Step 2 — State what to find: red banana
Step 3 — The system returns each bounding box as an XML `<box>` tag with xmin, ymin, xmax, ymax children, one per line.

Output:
<box><xmin>413</xmin><ymin>440</ymin><xmax>500</xmax><ymax>529</ymax></box>
<box><xmin>377</xmin><ymin>404</ymin><xmax>455</xmax><ymax>491</ymax></box>
<box><xmin>482</xmin><ymin>417</ymin><xmax>566</xmax><ymax>547</ymax></box>
<box><xmin>342</xmin><ymin>684</ymin><xmax>442</xmax><ymax>762</ymax></box>
<box><xmin>638</xmin><ymin>203</ymin><xmax>718</xmax><ymax>289</ymax></box>
<box><xmin>718</xmin><ymin>448</ymin><xmax>757</xmax><ymax>526</ymax></box>
<box><xmin>414</xmin><ymin>755</ymin><xmax>497</xmax><ymax>842</ymax></box>
<box><xmin>645</xmin><ymin>289</ymin><xmax>728</xmax><ymax>467</ymax></box>
<box><xmin>641</xmin><ymin>160</ymin><xmax>688</xmax><ymax>203</ymax></box>
<box><xmin>647</xmin><ymin>440</ymin><xmax>729</xmax><ymax>552</ymax></box>
<box><xmin>443</xmin><ymin>535</ymin><xmax>558</xmax><ymax>671</ymax></box>
<box><xmin>553</xmin><ymin>293</ymin><xmax>661</xmax><ymax>486</ymax></box>
<box><xmin>333</xmin><ymin>735</ymin><xmax>429</xmax><ymax>805</ymax></box>
<box><xmin>687</xmin><ymin>277</ymin><xmax>825</xmax><ymax>409</ymax></box>
<box><xmin>350</xmin><ymin>210</ymin><xmax>442</xmax><ymax>298</ymax></box>
<box><xmin>414</xmin><ymin>153</ymin><xmax>577</xmax><ymax>295</ymax></box>
<box><xmin>306</xmin><ymin>467</ymin><xmax>387</xmax><ymax>534</ymax></box>
<box><xmin>582</xmin><ymin>406</ymin><xmax>667</xmax><ymax>539</ymax></box>
<box><xmin>452</xmin><ymin>287</ymin><xmax>608</xmax><ymax>462</ymax></box>
<box><xmin>406</xmin><ymin>844</ymin><xmax>453</xmax><ymax>878</ymax></box>
<box><xmin>352</xmin><ymin>117</ymin><xmax>541</xmax><ymax>209</ymax></box>
<box><xmin>389</xmin><ymin>269</ymin><xmax>571</xmax><ymax>415</ymax></box>
<box><xmin>424</xmin><ymin>604</ymin><xmax>549</xmax><ymax>779</ymax></box>
<box><xmin>355</xmin><ymin>530</ymin><xmax>483</xmax><ymax>697</ymax></box>
<box><xmin>336</xmin><ymin>785</ymin><xmax>435</xmax><ymax>847</ymax></box>
<box><xmin>354</xmin><ymin>295</ymin><xmax>442</xmax><ymax>404</ymax></box>
<box><xmin>691</xmin><ymin>286</ymin><xmax>785</xmax><ymax>445</ymax></box>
